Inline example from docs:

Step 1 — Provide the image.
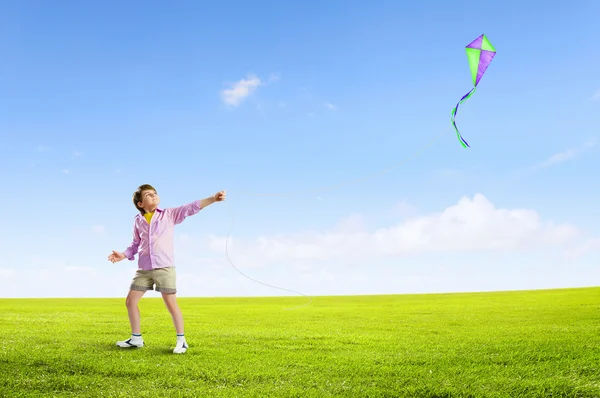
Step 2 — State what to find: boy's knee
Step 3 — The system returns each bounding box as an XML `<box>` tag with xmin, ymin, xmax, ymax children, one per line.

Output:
<box><xmin>162</xmin><ymin>296</ymin><xmax>179</xmax><ymax>310</ymax></box>
<box><xmin>126</xmin><ymin>295</ymin><xmax>141</xmax><ymax>308</ymax></box>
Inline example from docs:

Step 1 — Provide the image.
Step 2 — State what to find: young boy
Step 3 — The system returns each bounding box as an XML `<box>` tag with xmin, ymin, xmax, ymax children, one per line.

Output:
<box><xmin>108</xmin><ymin>184</ymin><xmax>226</xmax><ymax>354</ymax></box>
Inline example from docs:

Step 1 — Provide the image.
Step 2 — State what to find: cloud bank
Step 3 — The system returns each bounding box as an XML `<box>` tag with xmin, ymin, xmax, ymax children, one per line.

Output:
<box><xmin>1</xmin><ymin>194</ymin><xmax>597</xmax><ymax>298</ymax></box>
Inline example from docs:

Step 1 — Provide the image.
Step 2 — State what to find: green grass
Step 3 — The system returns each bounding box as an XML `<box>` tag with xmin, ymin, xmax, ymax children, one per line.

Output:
<box><xmin>1</xmin><ymin>287</ymin><xmax>599</xmax><ymax>397</ymax></box>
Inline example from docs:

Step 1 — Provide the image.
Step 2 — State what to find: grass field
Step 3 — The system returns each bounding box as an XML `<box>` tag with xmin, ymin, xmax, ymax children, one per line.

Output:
<box><xmin>1</xmin><ymin>286</ymin><xmax>599</xmax><ymax>397</ymax></box>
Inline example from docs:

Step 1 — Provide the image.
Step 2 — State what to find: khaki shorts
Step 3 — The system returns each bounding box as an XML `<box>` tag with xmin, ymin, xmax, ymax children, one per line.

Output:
<box><xmin>130</xmin><ymin>266</ymin><xmax>177</xmax><ymax>294</ymax></box>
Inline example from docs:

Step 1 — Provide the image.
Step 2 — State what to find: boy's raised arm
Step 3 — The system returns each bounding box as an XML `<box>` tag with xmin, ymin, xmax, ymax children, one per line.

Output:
<box><xmin>169</xmin><ymin>191</ymin><xmax>226</xmax><ymax>225</ymax></box>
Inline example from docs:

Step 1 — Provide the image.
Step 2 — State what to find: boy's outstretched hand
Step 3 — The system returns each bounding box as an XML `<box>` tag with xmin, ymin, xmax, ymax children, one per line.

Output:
<box><xmin>108</xmin><ymin>250</ymin><xmax>126</xmax><ymax>263</ymax></box>
<box><xmin>214</xmin><ymin>190</ymin><xmax>226</xmax><ymax>202</ymax></box>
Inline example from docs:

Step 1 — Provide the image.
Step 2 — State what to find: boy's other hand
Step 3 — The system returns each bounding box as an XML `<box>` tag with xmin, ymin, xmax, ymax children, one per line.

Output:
<box><xmin>108</xmin><ymin>250</ymin><xmax>126</xmax><ymax>263</ymax></box>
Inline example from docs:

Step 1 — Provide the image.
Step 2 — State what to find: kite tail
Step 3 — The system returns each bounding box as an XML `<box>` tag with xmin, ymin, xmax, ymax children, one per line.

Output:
<box><xmin>451</xmin><ymin>86</ymin><xmax>477</xmax><ymax>148</ymax></box>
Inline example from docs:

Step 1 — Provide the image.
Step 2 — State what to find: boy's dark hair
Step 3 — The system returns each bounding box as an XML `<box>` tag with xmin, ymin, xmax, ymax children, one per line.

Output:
<box><xmin>133</xmin><ymin>184</ymin><xmax>156</xmax><ymax>215</ymax></box>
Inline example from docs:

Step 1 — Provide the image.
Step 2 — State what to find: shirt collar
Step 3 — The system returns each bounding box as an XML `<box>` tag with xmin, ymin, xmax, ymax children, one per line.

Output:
<box><xmin>136</xmin><ymin>207</ymin><xmax>164</xmax><ymax>218</ymax></box>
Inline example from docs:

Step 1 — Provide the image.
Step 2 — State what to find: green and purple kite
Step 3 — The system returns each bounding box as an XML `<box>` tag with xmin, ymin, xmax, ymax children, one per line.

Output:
<box><xmin>451</xmin><ymin>34</ymin><xmax>496</xmax><ymax>148</ymax></box>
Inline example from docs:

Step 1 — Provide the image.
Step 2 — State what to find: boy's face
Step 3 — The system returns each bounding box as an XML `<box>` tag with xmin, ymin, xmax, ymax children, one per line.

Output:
<box><xmin>138</xmin><ymin>189</ymin><xmax>160</xmax><ymax>212</ymax></box>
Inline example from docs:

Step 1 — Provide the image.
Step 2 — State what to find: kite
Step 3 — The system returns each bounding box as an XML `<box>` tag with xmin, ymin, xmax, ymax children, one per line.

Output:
<box><xmin>451</xmin><ymin>34</ymin><xmax>496</xmax><ymax>148</ymax></box>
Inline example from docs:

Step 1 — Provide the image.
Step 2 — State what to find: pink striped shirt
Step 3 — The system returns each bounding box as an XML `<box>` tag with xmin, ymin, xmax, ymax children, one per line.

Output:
<box><xmin>123</xmin><ymin>200</ymin><xmax>202</xmax><ymax>270</ymax></box>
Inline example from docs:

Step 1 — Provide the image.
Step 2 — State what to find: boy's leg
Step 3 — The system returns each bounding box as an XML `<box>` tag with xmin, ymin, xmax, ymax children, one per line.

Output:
<box><xmin>161</xmin><ymin>292</ymin><xmax>184</xmax><ymax>334</ymax></box>
<box><xmin>126</xmin><ymin>289</ymin><xmax>147</xmax><ymax>334</ymax></box>
<box><xmin>117</xmin><ymin>270</ymin><xmax>153</xmax><ymax>348</ymax></box>
<box><xmin>116</xmin><ymin>289</ymin><xmax>147</xmax><ymax>348</ymax></box>
<box><xmin>127</xmin><ymin>270</ymin><xmax>154</xmax><ymax>333</ymax></box>
<box><xmin>155</xmin><ymin>267</ymin><xmax>187</xmax><ymax>353</ymax></box>
<box><xmin>154</xmin><ymin>267</ymin><xmax>179</xmax><ymax>332</ymax></box>
<box><xmin>162</xmin><ymin>292</ymin><xmax>187</xmax><ymax>354</ymax></box>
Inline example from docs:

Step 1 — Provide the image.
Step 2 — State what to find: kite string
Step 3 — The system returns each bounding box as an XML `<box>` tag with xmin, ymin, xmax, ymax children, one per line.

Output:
<box><xmin>222</xmin><ymin>127</ymin><xmax>451</xmax><ymax>310</ymax></box>
<box><xmin>223</xmin><ymin>200</ymin><xmax>312</xmax><ymax>310</ymax></box>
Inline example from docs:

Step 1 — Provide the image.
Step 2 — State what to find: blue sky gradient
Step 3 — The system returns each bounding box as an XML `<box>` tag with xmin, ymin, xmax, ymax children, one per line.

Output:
<box><xmin>1</xmin><ymin>1</ymin><xmax>598</xmax><ymax>298</ymax></box>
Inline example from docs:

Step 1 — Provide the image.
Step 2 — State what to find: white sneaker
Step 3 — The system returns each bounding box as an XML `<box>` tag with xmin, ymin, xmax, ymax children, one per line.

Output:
<box><xmin>173</xmin><ymin>340</ymin><xmax>188</xmax><ymax>354</ymax></box>
<box><xmin>116</xmin><ymin>337</ymin><xmax>144</xmax><ymax>348</ymax></box>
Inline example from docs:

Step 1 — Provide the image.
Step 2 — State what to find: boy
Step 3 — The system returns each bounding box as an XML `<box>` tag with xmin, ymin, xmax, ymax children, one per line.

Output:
<box><xmin>108</xmin><ymin>184</ymin><xmax>226</xmax><ymax>354</ymax></box>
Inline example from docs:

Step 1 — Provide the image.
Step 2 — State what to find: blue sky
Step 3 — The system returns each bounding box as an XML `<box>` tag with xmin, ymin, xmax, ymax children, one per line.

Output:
<box><xmin>1</xmin><ymin>1</ymin><xmax>599</xmax><ymax>298</ymax></box>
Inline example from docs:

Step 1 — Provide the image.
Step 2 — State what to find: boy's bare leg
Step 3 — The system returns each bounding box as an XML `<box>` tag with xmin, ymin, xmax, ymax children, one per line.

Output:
<box><xmin>162</xmin><ymin>292</ymin><xmax>187</xmax><ymax>353</ymax></box>
<box><xmin>116</xmin><ymin>289</ymin><xmax>147</xmax><ymax>348</ymax></box>
<box><xmin>126</xmin><ymin>289</ymin><xmax>147</xmax><ymax>334</ymax></box>
<box><xmin>161</xmin><ymin>292</ymin><xmax>184</xmax><ymax>334</ymax></box>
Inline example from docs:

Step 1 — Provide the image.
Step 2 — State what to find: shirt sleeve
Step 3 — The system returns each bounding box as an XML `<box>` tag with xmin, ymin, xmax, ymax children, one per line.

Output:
<box><xmin>167</xmin><ymin>200</ymin><xmax>202</xmax><ymax>225</ymax></box>
<box><xmin>123</xmin><ymin>219</ymin><xmax>141</xmax><ymax>260</ymax></box>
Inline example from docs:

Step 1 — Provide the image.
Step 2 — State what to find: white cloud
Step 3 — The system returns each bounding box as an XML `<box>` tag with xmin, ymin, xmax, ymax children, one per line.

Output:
<box><xmin>221</xmin><ymin>74</ymin><xmax>263</xmax><ymax>107</ymax></box>
<box><xmin>392</xmin><ymin>200</ymin><xmax>418</xmax><ymax>218</ymax></box>
<box><xmin>508</xmin><ymin>139</ymin><xmax>597</xmax><ymax>183</ymax></box>
<box><xmin>92</xmin><ymin>225</ymin><xmax>105</xmax><ymax>236</ymax></box>
<box><xmin>0</xmin><ymin>268</ymin><xmax>16</xmax><ymax>277</ymax></box>
<box><xmin>62</xmin><ymin>169</ymin><xmax>69</xmax><ymax>174</ymax></box>
<box><xmin>324</xmin><ymin>102</ymin><xmax>338</xmax><ymax>110</ymax></box>
<box><xmin>563</xmin><ymin>237</ymin><xmax>600</xmax><ymax>260</ymax></box>
<box><xmin>592</xmin><ymin>89</ymin><xmax>600</xmax><ymax>100</ymax></box>
<box><xmin>0</xmin><ymin>264</ymin><xmax>135</xmax><ymax>298</ymax></box>
<box><xmin>220</xmin><ymin>73</ymin><xmax>281</xmax><ymax>107</ymax></box>
<box><xmin>211</xmin><ymin>194</ymin><xmax>583</xmax><ymax>268</ymax></box>
<box><xmin>65</xmin><ymin>266</ymin><xmax>96</xmax><ymax>274</ymax></box>
<box><xmin>2</xmin><ymin>194</ymin><xmax>597</xmax><ymax>299</ymax></box>
<box><xmin>536</xmin><ymin>140</ymin><xmax>595</xmax><ymax>169</ymax></box>
<box><xmin>73</xmin><ymin>150</ymin><xmax>83</xmax><ymax>157</ymax></box>
<box><xmin>35</xmin><ymin>145</ymin><xmax>51</xmax><ymax>152</ymax></box>
<box><xmin>331</xmin><ymin>213</ymin><xmax>365</xmax><ymax>234</ymax></box>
